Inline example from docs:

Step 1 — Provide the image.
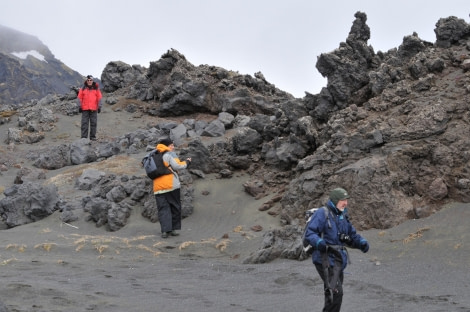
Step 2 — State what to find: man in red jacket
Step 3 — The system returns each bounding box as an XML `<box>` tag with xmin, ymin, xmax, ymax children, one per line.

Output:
<box><xmin>78</xmin><ymin>75</ymin><xmax>102</xmax><ymax>140</ymax></box>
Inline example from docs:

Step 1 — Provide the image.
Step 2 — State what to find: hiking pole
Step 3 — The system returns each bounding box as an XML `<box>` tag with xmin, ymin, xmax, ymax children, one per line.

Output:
<box><xmin>322</xmin><ymin>245</ymin><xmax>344</xmax><ymax>303</ymax></box>
<box><xmin>321</xmin><ymin>246</ymin><xmax>334</xmax><ymax>303</ymax></box>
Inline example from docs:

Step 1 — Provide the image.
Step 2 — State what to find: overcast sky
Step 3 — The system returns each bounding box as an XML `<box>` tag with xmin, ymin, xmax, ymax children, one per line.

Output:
<box><xmin>1</xmin><ymin>0</ymin><xmax>468</xmax><ymax>98</ymax></box>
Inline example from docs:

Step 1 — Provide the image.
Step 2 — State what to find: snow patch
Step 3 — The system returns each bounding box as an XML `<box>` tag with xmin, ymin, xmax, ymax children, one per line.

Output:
<box><xmin>11</xmin><ymin>50</ymin><xmax>47</xmax><ymax>62</ymax></box>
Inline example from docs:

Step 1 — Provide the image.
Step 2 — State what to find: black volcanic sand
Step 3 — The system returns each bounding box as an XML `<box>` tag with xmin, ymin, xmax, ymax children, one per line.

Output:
<box><xmin>0</xmin><ymin>180</ymin><xmax>469</xmax><ymax>311</ymax></box>
<box><xmin>0</xmin><ymin>111</ymin><xmax>469</xmax><ymax>311</ymax></box>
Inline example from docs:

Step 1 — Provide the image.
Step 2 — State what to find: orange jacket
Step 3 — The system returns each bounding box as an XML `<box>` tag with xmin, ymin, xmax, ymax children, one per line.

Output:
<box><xmin>78</xmin><ymin>82</ymin><xmax>102</xmax><ymax>111</ymax></box>
<box><xmin>153</xmin><ymin>144</ymin><xmax>188</xmax><ymax>194</ymax></box>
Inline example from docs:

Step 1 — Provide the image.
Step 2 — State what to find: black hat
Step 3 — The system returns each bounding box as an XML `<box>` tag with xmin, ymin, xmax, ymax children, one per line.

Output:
<box><xmin>86</xmin><ymin>75</ymin><xmax>93</xmax><ymax>79</ymax></box>
<box><xmin>159</xmin><ymin>138</ymin><xmax>173</xmax><ymax>147</ymax></box>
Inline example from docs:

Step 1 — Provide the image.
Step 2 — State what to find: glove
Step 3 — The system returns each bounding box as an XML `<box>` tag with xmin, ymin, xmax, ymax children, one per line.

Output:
<box><xmin>98</xmin><ymin>108</ymin><xmax>101</xmax><ymax>113</ymax></box>
<box><xmin>317</xmin><ymin>239</ymin><xmax>327</xmax><ymax>252</ymax></box>
<box><xmin>79</xmin><ymin>108</ymin><xmax>82</xmax><ymax>113</ymax></box>
<box><xmin>360</xmin><ymin>240</ymin><xmax>369</xmax><ymax>253</ymax></box>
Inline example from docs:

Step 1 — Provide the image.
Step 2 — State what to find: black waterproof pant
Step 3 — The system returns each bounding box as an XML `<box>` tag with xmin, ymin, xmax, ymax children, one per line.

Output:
<box><xmin>155</xmin><ymin>189</ymin><xmax>182</xmax><ymax>233</ymax></box>
<box><xmin>315</xmin><ymin>263</ymin><xmax>344</xmax><ymax>312</ymax></box>
<box><xmin>81</xmin><ymin>110</ymin><xmax>98</xmax><ymax>140</ymax></box>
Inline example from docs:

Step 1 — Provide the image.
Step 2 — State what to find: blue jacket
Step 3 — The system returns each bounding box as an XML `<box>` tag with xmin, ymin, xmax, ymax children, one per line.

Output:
<box><xmin>304</xmin><ymin>200</ymin><xmax>367</xmax><ymax>269</ymax></box>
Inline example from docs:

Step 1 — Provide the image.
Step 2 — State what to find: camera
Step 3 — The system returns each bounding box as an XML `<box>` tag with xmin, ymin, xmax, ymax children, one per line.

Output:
<box><xmin>339</xmin><ymin>233</ymin><xmax>352</xmax><ymax>244</ymax></box>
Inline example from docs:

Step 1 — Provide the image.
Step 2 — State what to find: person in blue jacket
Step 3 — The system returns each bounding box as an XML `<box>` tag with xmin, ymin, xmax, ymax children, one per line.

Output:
<box><xmin>304</xmin><ymin>187</ymin><xmax>369</xmax><ymax>312</ymax></box>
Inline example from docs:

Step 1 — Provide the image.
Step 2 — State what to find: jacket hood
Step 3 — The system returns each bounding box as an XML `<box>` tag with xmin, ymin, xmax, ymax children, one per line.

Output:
<box><xmin>326</xmin><ymin>200</ymin><xmax>341</xmax><ymax>215</ymax></box>
<box><xmin>156</xmin><ymin>144</ymin><xmax>171</xmax><ymax>153</ymax></box>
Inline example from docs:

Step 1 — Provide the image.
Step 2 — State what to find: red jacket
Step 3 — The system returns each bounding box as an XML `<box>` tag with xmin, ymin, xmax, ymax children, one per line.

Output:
<box><xmin>78</xmin><ymin>82</ymin><xmax>102</xmax><ymax>111</ymax></box>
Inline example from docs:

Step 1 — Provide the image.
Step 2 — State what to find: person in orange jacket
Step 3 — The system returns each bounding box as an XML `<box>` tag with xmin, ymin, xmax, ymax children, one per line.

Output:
<box><xmin>153</xmin><ymin>138</ymin><xmax>191</xmax><ymax>238</ymax></box>
<box><xmin>78</xmin><ymin>75</ymin><xmax>102</xmax><ymax>140</ymax></box>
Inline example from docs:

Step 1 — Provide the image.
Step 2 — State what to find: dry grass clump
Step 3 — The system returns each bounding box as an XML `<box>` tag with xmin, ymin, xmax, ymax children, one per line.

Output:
<box><xmin>233</xmin><ymin>225</ymin><xmax>243</xmax><ymax>233</ymax></box>
<box><xmin>0</xmin><ymin>258</ymin><xmax>17</xmax><ymax>266</ymax></box>
<box><xmin>215</xmin><ymin>239</ymin><xmax>231</xmax><ymax>251</ymax></box>
<box><xmin>179</xmin><ymin>241</ymin><xmax>198</xmax><ymax>250</ymax></box>
<box><xmin>71</xmin><ymin>234</ymin><xmax>162</xmax><ymax>257</ymax></box>
<box><xmin>403</xmin><ymin>227</ymin><xmax>430</xmax><ymax>244</ymax></box>
<box><xmin>95</xmin><ymin>245</ymin><xmax>109</xmax><ymax>254</ymax></box>
<box><xmin>34</xmin><ymin>243</ymin><xmax>57</xmax><ymax>252</ymax></box>
<box><xmin>0</xmin><ymin>111</ymin><xmax>17</xmax><ymax>118</ymax></box>
<box><xmin>179</xmin><ymin>237</ymin><xmax>231</xmax><ymax>252</ymax></box>
<box><xmin>135</xmin><ymin>244</ymin><xmax>162</xmax><ymax>257</ymax></box>
<box><xmin>5</xmin><ymin>244</ymin><xmax>27</xmax><ymax>252</ymax></box>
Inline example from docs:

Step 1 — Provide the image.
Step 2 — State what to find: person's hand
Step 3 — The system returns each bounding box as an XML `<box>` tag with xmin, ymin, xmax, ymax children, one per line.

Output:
<box><xmin>186</xmin><ymin>158</ymin><xmax>192</xmax><ymax>166</ymax></box>
<box><xmin>98</xmin><ymin>108</ymin><xmax>101</xmax><ymax>113</ymax></box>
<box><xmin>79</xmin><ymin>108</ymin><xmax>82</xmax><ymax>113</ymax></box>
<box><xmin>360</xmin><ymin>240</ymin><xmax>369</xmax><ymax>253</ymax></box>
<box><xmin>317</xmin><ymin>239</ymin><xmax>327</xmax><ymax>252</ymax></box>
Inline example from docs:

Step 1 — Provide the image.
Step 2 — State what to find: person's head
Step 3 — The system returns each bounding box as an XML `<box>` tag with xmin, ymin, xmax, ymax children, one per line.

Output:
<box><xmin>86</xmin><ymin>75</ymin><xmax>93</xmax><ymax>85</ymax></box>
<box><xmin>329</xmin><ymin>187</ymin><xmax>350</xmax><ymax>211</ymax></box>
<box><xmin>159</xmin><ymin>138</ymin><xmax>174</xmax><ymax>149</ymax></box>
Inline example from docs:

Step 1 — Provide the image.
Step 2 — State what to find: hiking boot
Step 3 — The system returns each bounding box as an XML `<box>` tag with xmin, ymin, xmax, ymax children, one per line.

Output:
<box><xmin>169</xmin><ymin>230</ymin><xmax>179</xmax><ymax>236</ymax></box>
<box><xmin>161</xmin><ymin>232</ymin><xmax>169</xmax><ymax>238</ymax></box>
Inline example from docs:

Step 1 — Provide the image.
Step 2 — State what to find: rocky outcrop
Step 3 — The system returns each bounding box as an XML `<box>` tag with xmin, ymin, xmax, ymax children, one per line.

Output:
<box><xmin>105</xmin><ymin>49</ymin><xmax>295</xmax><ymax>116</ymax></box>
<box><xmin>1</xmin><ymin>12</ymin><xmax>470</xmax><ymax>263</ymax></box>
<box><xmin>316</xmin><ymin>12</ymin><xmax>377</xmax><ymax>108</ymax></box>
<box><xmin>0</xmin><ymin>182</ymin><xmax>60</xmax><ymax>227</ymax></box>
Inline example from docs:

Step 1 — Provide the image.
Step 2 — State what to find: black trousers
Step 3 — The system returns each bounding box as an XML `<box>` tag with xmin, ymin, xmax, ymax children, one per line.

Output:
<box><xmin>155</xmin><ymin>189</ymin><xmax>182</xmax><ymax>233</ymax></box>
<box><xmin>315</xmin><ymin>263</ymin><xmax>344</xmax><ymax>312</ymax></box>
<box><xmin>81</xmin><ymin>110</ymin><xmax>98</xmax><ymax>139</ymax></box>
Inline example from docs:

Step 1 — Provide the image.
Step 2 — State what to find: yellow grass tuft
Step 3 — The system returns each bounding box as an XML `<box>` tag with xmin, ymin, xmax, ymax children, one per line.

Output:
<box><xmin>179</xmin><ymin>241</ymin><xmax>197</xmax><ymax>250</ymax></box>
<box><xmin>134</xmin><ymin>244</ymin><xmax>162</xmax><ymax>257</ymax></box>
<box><xmin>75</xmin><ymin>243</ymin><xmax>85</xmax><ymax>252</ymax></box>
<box><xmin>152</xmin><ymin>242</ymin><xmax>164</xmax><ymax>248</ymax></box>
<box><xmin>0</xmin><ymin>258</ymin><xmax>17</xmax><ymax>266</ymax></box>
<box><xmin>215</xmin><ymin>239</ymin><xmax>231</xmax><ymax>251</ymax></box>
<box><xmin>95</xmin><ymin>245</ymin><xmax>109</xmax><ymax>254</ymax></box>
<box><xmin>70</xmin><ymin>233</ymin><xmax>161</xmax><ymax>254</ymax></box>
<box><xmin>135</xmin><ymin>244</ymin><xmax>154</xmax><ymax>253</ymax></box>
<box><xmin>128</xmin><ymin>235</ymin><xmax>154</xmax><ymax>242</ymax></box>
<box><xmin>55</xmin><ymin>133</ymin><xmax>71</xmax><ymax>140</ymax></box>
<box><xmin>0</xmin><ymin>111</ymin><xmax>17</xmax><ymax>118</ymax></box>
<box><xmin>73</xmin><ymin>237</ymin><xmax>88</xmax><ymax>245</ymax></box>
<box><xmin>91</xmin><ymin>238</ymin><xmax>113</xmax><ymax>245</ymax></box>
<box><xmin>403</xmin><ymin>227</ymin><xmax>430</xmax><ymax>244</ymax></box>
<box><xmin>40</xmin><ymin>228</ymin><xmax>52</xmax><ymax>233</ymax></box>
<box><xmin>5</xmin><ymin>244</ymin><xmax>16</xmax><ymax>250</ymax></box>
<box><xmin>378</xmin><ymin>231</ymin><xmax>386</xmax><ymax>237</ymax></box>
<box><xmin>34</xmin><ymin>243</ymin><xmax>57</xmax><ymax>252</ymax></box>
<box><xmin>5</xmin><ymin>244</ymin><xmax>27</xmax><ymax>252</ymax></box>
<box><xmin>233</xmin><ymin>225</ymin><xmax>243</xmax><ymax>233</ymax></box>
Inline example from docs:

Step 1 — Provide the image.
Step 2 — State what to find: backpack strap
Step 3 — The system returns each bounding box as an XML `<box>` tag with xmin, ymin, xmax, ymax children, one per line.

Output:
<box><xmin>321</xmin><ymin>206</ymin><xmax>331</xmax><ymax>237</ymax></box>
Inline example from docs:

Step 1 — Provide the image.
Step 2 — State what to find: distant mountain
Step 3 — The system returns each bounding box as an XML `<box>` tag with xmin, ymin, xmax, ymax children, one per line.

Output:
<box><xmin>0</xmin><ymin>24</ymin><xmax>84</xmax><ymax>106</ymax></box>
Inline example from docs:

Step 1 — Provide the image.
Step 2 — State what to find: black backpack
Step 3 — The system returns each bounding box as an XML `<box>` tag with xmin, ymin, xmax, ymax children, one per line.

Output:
<box><xmin>141</xmin><ymin>150</ymin><xmax>172</xmax><ymax>179</ymax></box>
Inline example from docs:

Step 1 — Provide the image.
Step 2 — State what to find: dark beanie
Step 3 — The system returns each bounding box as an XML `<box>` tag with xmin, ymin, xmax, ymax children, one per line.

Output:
<box><xmin>329</xmin><ymin>188</ymin><xmax>350</xmax><ymax>205</ymax></box>
<box><xmin>159</xmin><ymin>138</ymin><xmax>173</xmax><ymax>147</ymax></box>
